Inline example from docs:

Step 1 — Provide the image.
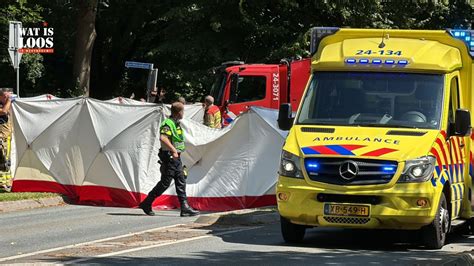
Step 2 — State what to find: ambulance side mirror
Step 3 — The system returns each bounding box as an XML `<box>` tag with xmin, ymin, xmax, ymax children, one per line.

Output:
<box><xmin>454</xmin><ymin>109</ymin><xmax>471</xmax><ymax>136</ymax></box>
<box><xmin>278</xmin><ymin>103</ymin><xmax>294</xmax><ymax>131</ymax></box>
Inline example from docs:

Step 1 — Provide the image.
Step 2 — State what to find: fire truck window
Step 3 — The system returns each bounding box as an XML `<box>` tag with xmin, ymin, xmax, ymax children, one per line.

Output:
<box><xmin>230</xmin><ymin>76</ymin><xmax>266</xmax><ymax>103</ymax></box>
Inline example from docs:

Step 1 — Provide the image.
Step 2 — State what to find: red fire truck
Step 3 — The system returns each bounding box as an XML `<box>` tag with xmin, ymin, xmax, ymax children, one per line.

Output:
<box><xmin>209</xmin><ymin>58</ymin><xmax>310</xmax><ymax>125</ymax></box>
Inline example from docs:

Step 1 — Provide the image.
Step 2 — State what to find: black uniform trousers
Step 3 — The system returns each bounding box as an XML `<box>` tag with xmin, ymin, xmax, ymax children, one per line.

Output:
<box><xmin>147</xmin><ymin>149</ymin><xmax>187</xmax><ymax>202</ymax></box>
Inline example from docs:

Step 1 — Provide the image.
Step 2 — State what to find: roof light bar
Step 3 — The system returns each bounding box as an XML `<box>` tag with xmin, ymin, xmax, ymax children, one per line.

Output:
<box><xmin>310</xmin><ymin>27</ymin><xmax>340</xmax><ymax>55</ymax></box>
<box><xmin>344</xmin><ymin>58</ymin><xmax>409</xmax><ymax>66</ymax></box>
<box><xmin>448</xmin><ymin>29</ymin><xmax>474</xmax><ymax>57</ymax></box>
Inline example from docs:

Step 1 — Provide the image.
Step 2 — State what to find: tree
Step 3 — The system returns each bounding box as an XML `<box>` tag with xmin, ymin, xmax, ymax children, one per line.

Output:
<box><xmin>72</xmin><ymin>0</ymin><xmax>98</xmax><ymax>97</ymax></box>
<box><xmin>0</xmin><ymin>0</ymin><xmax>472</xmax><ymax>100</ymax></box>
<box><xmin>0</xmin><ymin>0</ymin><xmax>44</xmax><ymax>96</ymax></box>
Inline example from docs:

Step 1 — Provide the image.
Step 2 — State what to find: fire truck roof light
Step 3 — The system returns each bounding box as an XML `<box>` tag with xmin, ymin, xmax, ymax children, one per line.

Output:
<box><xmin>372</xmin><ymin>59</ymin><xmax>382</xmax><ymax>64</ymax></box>
<box><xmin>385</xmin><ymin>60</ymin><xmax>395</xmax><ymax>65</ymax></box>
<box><xmin>398</xmin><ymin>60</ymin><xmax>408</xmax><ymax>65</ymax></box>
<box><xmin>359</xmin><ymin>59</ymin><xmax>369</xmax><ymax>64</ymax></box>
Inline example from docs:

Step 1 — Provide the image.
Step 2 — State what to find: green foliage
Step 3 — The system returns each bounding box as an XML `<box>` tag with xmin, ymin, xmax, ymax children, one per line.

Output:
<box><xmin>0</xmin><ymin>0</ymin><xmax>43</xmax><ymax>95</ymax></box>
<box><xmin>21</xmin><ymin>54</ymin><xmax>43</xmax><ymax>81</ymax></box>
<box><xmin>0</xmin><ymin>0</ymin><xmax>472</xmax><ymax>100</ymax></box>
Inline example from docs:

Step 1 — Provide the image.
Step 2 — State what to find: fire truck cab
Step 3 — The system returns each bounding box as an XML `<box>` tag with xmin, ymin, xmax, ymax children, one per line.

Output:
<box><xmin>210</xmin><ymin>58</ymin><xmax>310</xmax><ymax>125</ymax></box>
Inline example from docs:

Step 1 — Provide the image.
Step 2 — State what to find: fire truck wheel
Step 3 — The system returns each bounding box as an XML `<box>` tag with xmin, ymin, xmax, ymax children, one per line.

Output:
<box><xmin>421</xmin><ymin>193</ymin><xmax>449</xmax><ymax>249</ymax></box>
<box><xmin>280</xmin><ymin>216</ymin><xmax>306</xmax><ymax>243</ymax></box>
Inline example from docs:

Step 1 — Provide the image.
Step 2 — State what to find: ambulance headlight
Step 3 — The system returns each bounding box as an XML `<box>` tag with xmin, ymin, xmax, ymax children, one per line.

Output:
<box><xmin>398</xmin><ymin>156</ymin><xmax>436</xmax><ymax>183</ymax></box>
<box><xmin>283</xmin><ymin>161</ymin><xmax>295</xmax><ymax>172</ymax></box>
<box><xmin>411</xmin><ymin>166</ymin><xmax>424</xmax><ymax>177</ymax></box>
<box><xmin>279</xmin><ymin>150</ymin><xmax>303</xmax><ymax>179</ymax></box>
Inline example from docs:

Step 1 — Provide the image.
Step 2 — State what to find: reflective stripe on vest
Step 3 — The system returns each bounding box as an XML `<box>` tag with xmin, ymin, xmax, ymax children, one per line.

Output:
<box><xmin>161</xmin><ymin>118</ymin><xmax>185</xmax><ymax>152</ymax></box>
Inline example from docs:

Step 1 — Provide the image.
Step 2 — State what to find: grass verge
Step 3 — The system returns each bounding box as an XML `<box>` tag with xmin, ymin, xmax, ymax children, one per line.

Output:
<box><xmin>0</xmin><ymin>190</ymin><xmax>59</xmax><ymax>202</ymax></box>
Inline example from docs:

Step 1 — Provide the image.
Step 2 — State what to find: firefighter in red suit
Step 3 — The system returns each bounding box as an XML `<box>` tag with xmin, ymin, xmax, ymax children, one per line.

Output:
<box><xmin>203</xmin><ymin>95</ymin><xmax>222</xmax><ymax>128</ymax></box>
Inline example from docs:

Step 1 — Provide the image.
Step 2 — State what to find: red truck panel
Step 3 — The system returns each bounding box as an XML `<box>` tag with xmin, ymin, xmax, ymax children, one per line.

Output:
<box><xmin>218</xmin><ymin>59</ymin><xmax>310</xmax><ymax>126</ymax></box>
<box><xmin>289</xmin><ymin>58</ymin><xmax>311</xmax><ymax>112</ymax></box>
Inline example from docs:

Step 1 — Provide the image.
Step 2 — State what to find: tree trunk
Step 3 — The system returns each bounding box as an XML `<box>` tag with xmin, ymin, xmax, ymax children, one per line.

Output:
<box><xmin>73</xmin><ymin>0</ymin><xmax>98</xmax><ymax>97</ymax></box>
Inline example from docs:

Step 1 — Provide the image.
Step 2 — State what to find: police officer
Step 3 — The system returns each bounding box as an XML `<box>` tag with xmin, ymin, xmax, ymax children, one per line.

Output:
<box><xmin>139</xmin><ymin>102</ymin><xmax>200</xmax><ymax>217</ymax></box>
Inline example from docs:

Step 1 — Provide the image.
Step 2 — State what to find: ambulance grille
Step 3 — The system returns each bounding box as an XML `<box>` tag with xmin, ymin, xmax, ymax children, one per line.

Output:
<box><xmin>386</xmin><ymin>130</ymin><xmax>426</xmax><ymax>136</ymax></box>
<box><xmin>324</xmin><ymin>216</ymin><xmax>370</xmax><ymax>225</ymax></box>
<box><xmin>301</xmin><ymin>127</ymin><xmax>335</xmax><ymax>133</ymax></box>
<box><xmin>304</xmin><ymin>158</ymin><xmax>398</xmax><ymax>185</ymax></box>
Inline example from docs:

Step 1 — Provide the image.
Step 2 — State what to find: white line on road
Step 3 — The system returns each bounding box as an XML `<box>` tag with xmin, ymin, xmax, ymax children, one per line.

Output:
<box><xmin>0</xmin><ymin>223</ymin><xmax>185</xmax><ymax>262</ymax></box>
<box><xmin>64</xmin><ymin>226</ymin><xmax>261</xmax><ymax>264</ymax></box>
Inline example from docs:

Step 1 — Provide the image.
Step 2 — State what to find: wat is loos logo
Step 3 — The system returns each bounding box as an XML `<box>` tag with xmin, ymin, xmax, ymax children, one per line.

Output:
<box><xmin>19</xmin><ymin>22</ymin><xmax>54</xmax><ymax>54</ymax></box>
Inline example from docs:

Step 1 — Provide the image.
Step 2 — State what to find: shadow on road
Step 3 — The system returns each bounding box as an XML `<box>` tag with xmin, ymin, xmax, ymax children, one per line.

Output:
<box><xmin>106</xmin><ymin>213</ymin><xmax>148</xmax><ymax>216</ymax></box>
<box><xmin>32</xmin><ymin>249</ymin><xmax>464</xmax><ymax>265</ymax></box>
<box><xmin>25</xmin><ymin>215</ymin><xmax>473</xmax><ymax>265</ymax></box>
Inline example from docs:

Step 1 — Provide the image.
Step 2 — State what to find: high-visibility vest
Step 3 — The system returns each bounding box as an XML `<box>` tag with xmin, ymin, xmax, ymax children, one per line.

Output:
<box><xmin>160</xmin><ymin>118</ymin><xmax>185</xmax><ymax>152</ymax></box>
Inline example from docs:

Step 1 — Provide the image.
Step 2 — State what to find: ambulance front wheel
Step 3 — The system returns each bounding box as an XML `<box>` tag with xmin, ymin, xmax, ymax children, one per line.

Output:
<box><xmin>466</xmin><ymin>218</ymin><xmax>474</xmax><ymax>235</ymax></box>
<box><xmin>420</xmin><ymin>193</ymin><xmax>449</xmax><ymax>249</ymax></box>
<box><xmin>280</xmin><ymin>216</ymin><xmax>306</xmax><ymax>243</ymax></box>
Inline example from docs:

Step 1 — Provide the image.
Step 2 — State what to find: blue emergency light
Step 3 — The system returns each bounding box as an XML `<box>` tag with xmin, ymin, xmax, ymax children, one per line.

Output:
<box><xmin>305</xmin><ymin>159</ymin><xmax>320</xmax><ymax>173</ymax></box>
<box><xmin>448</xmin><ymin>29</ymin><xmax>474</xmax><ymax>57</ymax></box>
<box><xmin>382</xmin><ymin>165</ymin><xmax>397</xmax><ymax>174</ymax></box>
<box><xmin>345</xmin><ymin>58</ymin><xmax>408</xmax><ymax>66</ymax></box>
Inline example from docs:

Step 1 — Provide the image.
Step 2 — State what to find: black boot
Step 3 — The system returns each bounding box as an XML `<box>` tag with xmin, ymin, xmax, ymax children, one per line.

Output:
<box><xmin>138</xmin><ymin>196</ymin><xmax>155</xmax><ymax>216</ymax></box>
<box><xmin>180</xmin><ymin>200</ymin><xmax>200</xmax><ymax>217</ymax></box>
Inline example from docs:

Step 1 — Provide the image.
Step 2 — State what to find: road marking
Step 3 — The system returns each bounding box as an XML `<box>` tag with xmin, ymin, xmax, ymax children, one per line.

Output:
<box><xmin>0</xmin><ymin>223</ymin><xmax>185</xmax><ymax>262</ymax></box>
<box><xmin>64</xmin><ymin>226</ymin><xmax>261</xmax><ymax>264</ymax></box>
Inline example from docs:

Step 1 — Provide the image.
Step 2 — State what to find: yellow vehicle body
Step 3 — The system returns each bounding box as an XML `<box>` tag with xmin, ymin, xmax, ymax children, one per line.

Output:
<box><xmin>277</xmin><ymin>28</ymin><xmax>474</xmax><ymax>245</ymax></box>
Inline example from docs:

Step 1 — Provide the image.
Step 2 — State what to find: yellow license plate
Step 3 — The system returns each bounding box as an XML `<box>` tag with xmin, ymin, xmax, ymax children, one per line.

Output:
<box><xmin>324</xmin><ymin>204</ymin><xmax>370</xmax><ymax>217</ymax></box>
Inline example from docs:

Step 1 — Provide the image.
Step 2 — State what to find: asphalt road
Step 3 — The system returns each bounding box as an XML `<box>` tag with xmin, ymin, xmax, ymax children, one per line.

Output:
<box><xmin>0</xmin><ymin>204</ymin><xmax>196</xmax><ymax>259</ymax></box>
<box><xmin>1</xmin><ymin>205</ymin><xmax>473</xmax><ymax>265</ymax></box>
<box><xmin>74</xmin><ymin>222</ymin><xmax>474</xmax><ymax>265</ymax></box>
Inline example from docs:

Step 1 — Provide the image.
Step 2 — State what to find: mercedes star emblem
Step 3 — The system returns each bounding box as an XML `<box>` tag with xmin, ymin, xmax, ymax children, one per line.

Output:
<box><xmin>339</xmin><ymin>160</ymin><xmax>359</xmax><ymax>180</ymax></box>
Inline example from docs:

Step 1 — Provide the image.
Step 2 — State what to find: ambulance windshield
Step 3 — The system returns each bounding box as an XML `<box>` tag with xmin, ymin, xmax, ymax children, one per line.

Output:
<box><xmin>297</xmin><ymin>72</ymin><xmax>444</xmax><ymax>129</ymax></box>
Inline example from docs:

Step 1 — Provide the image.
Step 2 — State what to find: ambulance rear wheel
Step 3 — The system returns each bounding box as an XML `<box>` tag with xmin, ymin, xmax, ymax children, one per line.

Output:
<box><xmin>421</xmin><ymin>193</ymin><xmax>449</xmax><ymax>249</ymax></box>
<box><xmin>280</xmin><ymin>216</ymin><xmax>306</xmax><ymax>243</ymax></box>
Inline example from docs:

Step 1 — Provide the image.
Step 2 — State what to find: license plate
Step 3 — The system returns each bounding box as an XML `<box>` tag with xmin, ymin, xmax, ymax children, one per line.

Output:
<box><xmin>324</xmin><ymin>203</ymin><xmax>370</xmax><ymax>217</ymax></box>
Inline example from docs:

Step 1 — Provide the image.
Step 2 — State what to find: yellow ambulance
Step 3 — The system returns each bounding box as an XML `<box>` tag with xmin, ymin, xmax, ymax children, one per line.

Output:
<box><xmin>276</xmin><ymin>27</ymin><xmax>474</xmax><ymax>249</ymax></box>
